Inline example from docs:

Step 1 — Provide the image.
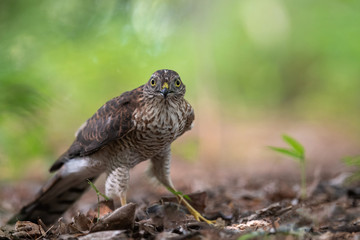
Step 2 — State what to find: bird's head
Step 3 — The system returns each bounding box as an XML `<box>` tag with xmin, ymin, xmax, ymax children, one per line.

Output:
<box><xmin>144</xmin><ymin>69</ymin><xmax>186</xmax><ymax>100</ymax></box>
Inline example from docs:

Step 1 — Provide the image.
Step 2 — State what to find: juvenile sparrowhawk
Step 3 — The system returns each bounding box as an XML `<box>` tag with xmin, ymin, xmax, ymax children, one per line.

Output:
<box><xmin>11</xmin><ymin>69</ymin><xmax>211</xmax><ymax>225</ymax></box>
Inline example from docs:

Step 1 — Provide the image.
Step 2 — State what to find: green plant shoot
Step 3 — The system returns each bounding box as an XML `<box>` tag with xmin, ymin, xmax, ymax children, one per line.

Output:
<box><xmin>87</xmin><ymin>179</ymin><xmax>109</xmax><ymax>221</ymax></box>
<box><xmin>166</xmin><ymin>186</ymin><xmax>191</xmax><ymax>201</ymax></box>
<box><xmin>269</xmin><ymin>135</ymin><xmax>307</xmax><ymax>199</ymax></box>
<box><xmin>342</xmin><ymin>156</ymin><xmax>360</xmax><ymax>183</ymax></box>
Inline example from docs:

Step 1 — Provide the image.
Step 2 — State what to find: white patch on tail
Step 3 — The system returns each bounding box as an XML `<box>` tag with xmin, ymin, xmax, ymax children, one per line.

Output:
<box><xmin>62</xmin><ymin>157</ymin><xmax>91</xmax><ymax>176</ymax></box>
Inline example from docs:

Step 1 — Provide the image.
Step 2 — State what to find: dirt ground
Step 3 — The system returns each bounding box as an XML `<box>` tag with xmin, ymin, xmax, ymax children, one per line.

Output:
<box><xmin>1</xmin><ymin>158</ymin><xmax>360</xmax><ymax>240</ymax></box>
<box><xmin>1</xmin><ymin>120</ymin><xmax>360</xmax><ymax>239</ymax></box>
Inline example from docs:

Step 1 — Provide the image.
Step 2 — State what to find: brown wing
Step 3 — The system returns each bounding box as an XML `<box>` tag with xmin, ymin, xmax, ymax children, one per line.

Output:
<box><xmin>50</xmin><ymin>85</ymin><xmax>143</xmax><ymax>172</ymax></box>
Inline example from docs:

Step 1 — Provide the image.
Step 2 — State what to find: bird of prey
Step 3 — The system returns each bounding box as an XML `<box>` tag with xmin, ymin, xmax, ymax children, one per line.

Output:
<box><xmin>11</xmin><ymin>69</ymin><xmax>211</xmax><ymax>225</ymax></box>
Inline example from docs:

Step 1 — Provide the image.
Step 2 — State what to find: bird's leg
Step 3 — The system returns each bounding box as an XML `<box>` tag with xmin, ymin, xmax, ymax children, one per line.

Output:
<box><xmin>167</xmin><ymin>186</ymin><xmax>215</xmax><ymax>224</ymax></box>
<box><xmin>105</xmin><ymin>166</ymin><xmax>130</xmax><ymax>209</ymax></box>
<box><xmin>120</xmin><ymin>194</ymin><xmax>127</xmax><ymax>206</ymax></box>
<box><xmin>107</xmin><ymin>192</ymin><xmax>127</xmax><ymax>209</ymax></box>
<box><xmin>150</xmin><ymin>148</ymin><xmax>214</xmax><ymax>224</ymax></box>
<box><xmin>112</xmin><ymin>190</ymin><xmax>128</xmax><ymax>209</ymax></box>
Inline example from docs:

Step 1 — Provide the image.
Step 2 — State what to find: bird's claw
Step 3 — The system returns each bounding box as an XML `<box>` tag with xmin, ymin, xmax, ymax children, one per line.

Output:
<box><xmin>177</xmin><ymin>195</ymin><xmax>215</xmax><ymax>225</ymax></box>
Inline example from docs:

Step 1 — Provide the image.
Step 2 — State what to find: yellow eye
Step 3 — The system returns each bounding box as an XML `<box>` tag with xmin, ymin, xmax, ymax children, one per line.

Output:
<box><xmin>175</xmin><ymin>79</ymin><xmax>181</xmax><ymax>87</ymax></box>
<box><xmin>150</xmin><ymin>79</ymin><xmax>156</xmax><ymax>86</ymax></box>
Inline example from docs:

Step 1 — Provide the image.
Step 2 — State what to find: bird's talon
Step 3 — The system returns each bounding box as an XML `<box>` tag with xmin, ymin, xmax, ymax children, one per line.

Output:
<box><xmin>176</xmin><ymin>194</ymin><xmax>215</xmax><ymax>225</ymax></box>
<box><xmin>189</xmin><ymin>208</ymin><xmax>215</xmax><ymax>225</ymax></box>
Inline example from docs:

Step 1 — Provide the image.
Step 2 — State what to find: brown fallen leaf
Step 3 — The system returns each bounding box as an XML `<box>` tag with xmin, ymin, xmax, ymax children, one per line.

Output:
<box><xmin>86</xmin><ymin>200</ymin><xmax>114</xmax><ymax>221</ymax></box>
<box><xmin>13</xmin><ymin>221</ymin><xmax>43</xmax><ymax>239</ymax></box>
<box><xmin>90</xmin><ymin>203</ymin><xmax>136</xmax><ymax>232</ymax></box>
<box><xmin>147</xmin><ymin>202</ymin><xmax>188</xmax><ymax>229</ymax></box>
<box><xmin>51</xmin><ymin>217</ymin><xmax>68</xmax><ymax>236</ymax></box>
<box><xmin>72</xmin><ymin>212</ymin><xmax>93</xmax><ymax>232</ymax></box>
<box><xmin>247</xmin><ymin>202</ymin><xmax>292</xmax><ymax>221</ymax></box>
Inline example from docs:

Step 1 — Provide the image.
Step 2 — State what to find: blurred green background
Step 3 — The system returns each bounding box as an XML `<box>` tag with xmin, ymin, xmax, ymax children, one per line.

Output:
<box><xmin>1</xmin><ymin>0</ymin><xmax>360</xmax><ymax>180</ymax></box>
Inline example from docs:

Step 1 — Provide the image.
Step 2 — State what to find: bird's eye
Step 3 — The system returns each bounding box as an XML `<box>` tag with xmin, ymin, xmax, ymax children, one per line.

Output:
<box><xmin>150</xmin><ymin>79</ymin><xmax>156</xmax><ymax>86</ymax></box>
<box><xmin>175</xmin><ymin>79</ymin><xmax>181</xmax><ymax>87</ymax></box>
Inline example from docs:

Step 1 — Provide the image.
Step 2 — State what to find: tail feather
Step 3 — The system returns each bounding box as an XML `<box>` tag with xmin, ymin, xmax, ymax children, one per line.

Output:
<box><xmin>8</xmin><ymin>158</ymin><xmax>104</xmax><ymax>225</ymax></box>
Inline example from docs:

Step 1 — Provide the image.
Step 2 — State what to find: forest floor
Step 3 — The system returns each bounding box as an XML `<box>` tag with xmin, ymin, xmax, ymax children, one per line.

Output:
<box><xmin>1</xmin><ymin>158</ymin><xmax>360</xmax><ymax>240</ymax></box>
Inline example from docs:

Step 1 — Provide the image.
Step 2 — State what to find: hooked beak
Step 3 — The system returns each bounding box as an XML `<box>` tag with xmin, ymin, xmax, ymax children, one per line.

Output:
<box><xmin>161</xmin><ymin>82</ymin><xmax>169</xmax><ymax>98</ymax></box>
<box><xmin>161</xmin><ymin>87</ymin><xmax>169</xmax><ymax>98</ymax></box>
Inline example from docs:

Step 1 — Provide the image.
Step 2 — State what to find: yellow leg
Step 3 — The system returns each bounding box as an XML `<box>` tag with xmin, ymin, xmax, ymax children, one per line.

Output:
<box><xmin>167</xmin><ymin>187</ymin><xmax>215</xmax><ymax>224</ymax></box>
<box><xmin>177</xmin><ymin>194</ymin><xmax>215</xmax><ymax>224</ymax></box>
<box><xmin>113</xmin><ymin>194</ymin><xmax>127</xmax><ymax>209</ymax></box>
<box><xmin>120</xmin><ymin>195</ymin><xmax>127</xmax><ymax>206</ymax></box>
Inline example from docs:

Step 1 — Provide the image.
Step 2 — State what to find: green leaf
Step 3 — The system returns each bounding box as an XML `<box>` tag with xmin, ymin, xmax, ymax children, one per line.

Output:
<box><xmin>183</xmin><ymin>194</ymin><xmax>191</xmax><ymax>201</ymax></box>
<box><xmin>87</xmin><ymin>179</ymin><xmax>96</xmax><ymax>190</ymax></box>
<box><xmin>282</xmin><ymin>135</ymin><xmax>305</xmax><ymax>157</ymax></box>
<box><xmin>268</xmin><ymin>146</ymin><xmax>301</xmax><ymax>161</ymax></box>
<box><xmin>269</xmin><ymin>135</ymin><xmax>307</xmax><ymax>199</ymax></box>
<box><xmin>88</xmin><ymin>179</ymin><xmax>110</xmax><ymax>200</ymax></box>
<box><xmin>175</xmin><ymin>190</ymin><xmax>184</xmax><ymax>195</ymax></box>
<box><xmin>342</xmin><ymin>156</ymin><xmax>360</xmax><ymax>166</ymax></box>
<box><xmin>167</xmin><ymin>187</ymin><xmax>192</xmax><ymax>201</ymax></box>
<box><xmin>98</xmin><ymin>192</ymin><xmax>110</xmax><ymax>201</ymax></box>
<box><xmin>167</xmin><ymin>186</ymin><xmax>177</xmax><ymax>195</ymax></box>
